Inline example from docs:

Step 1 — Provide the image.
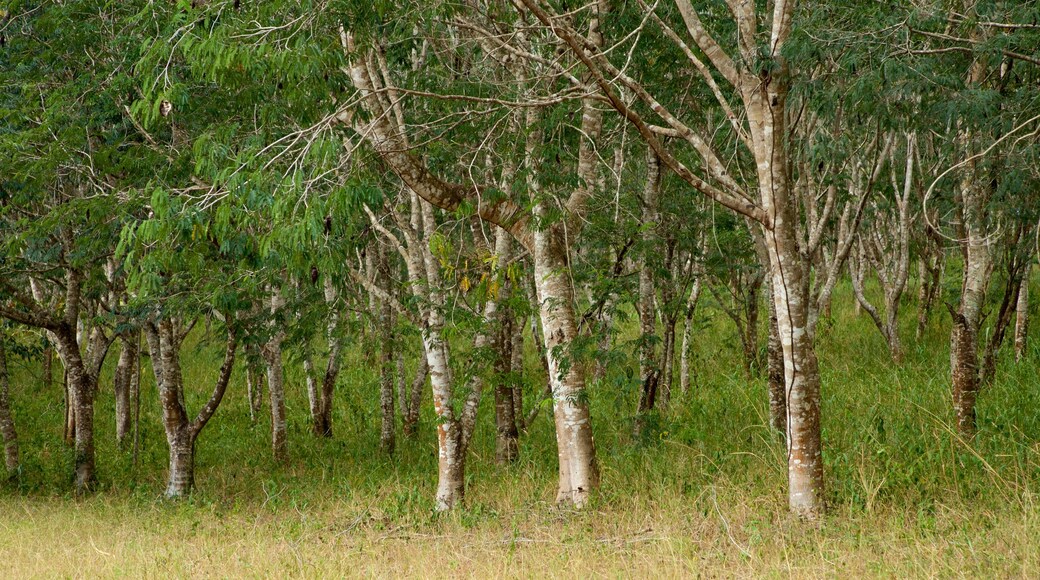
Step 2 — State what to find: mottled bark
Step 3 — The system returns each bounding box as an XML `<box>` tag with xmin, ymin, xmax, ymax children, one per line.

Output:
<box><xmin>534</xmin><ymin>218</ymin><xmax>599</xmax><ymax>506</ymax></box>
<box><xmin>493</xmin><ymin>229</ymin><xmax>519</xmax><ymax>464</ymax></box>
<box><xmin>378</xmin><ymin>298</ymin><xmax>396</xmax><ymax>454</ymax></box>
<box><xmin>658</xmin><ymin>240</ymin><xmax>680</xmax><ymax>407</ymax></box>
<box><xmin>765</xmin><ymin>284</ymin><xmax>787</xmax><ymax>435</ymax></box>
<box><xmin>751</xmin><ymin>78</ymin><xmax>824</xmax><ymax>518</ymax></box>
<box><xmin>0</xmin><ymin>340</ymin><xmax>19</xmax><ymax>475</ymax></box>
<box><xmin>165</xmin><ymin>429</ymin><xmax>196</xmax><ymax>498</ymax></box>
<box><xmin>146</xmin><ymin>319</ymin><xmax>237</xmax><ymax>498</ymax></box>
<box><xmin>510</xmin><ymin>312</ymin><xmax>525</xmax><ymax>426</ymax></box>
<box><xmin>263</xmin><ymin>289</ymin><xmax>289</xmax><ymax>464</ymax></box>
<box><xmin>1016</xmin><ymin>270</ymin><xmax>1030</xmax><ymax>361</ymax></box>
<box><xmin>679</xmin><ymin>277</ymin><xmax>702</xmax><ymax>396</ymax></box>
<box><xmin>113</xmin><ymin>334</ymin><xmax>138</xmax><ymax>449</ymax></box>
<box><xmin>635</xmin><ymin>147</ymin><xmax>661</xmax><ymax>435</ymax></box>
<box><xmin>63</xmin><ymin>369</ymin><xmax>75</xmax><ymax>446</ymax></box>
<box><xmin>402</xmin><ymin>356</ymin><xmax>427</xmax><ymax>437</ymax></box>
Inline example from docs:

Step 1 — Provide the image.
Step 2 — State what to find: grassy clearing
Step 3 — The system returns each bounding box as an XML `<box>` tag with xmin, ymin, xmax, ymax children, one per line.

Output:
<box><xmin>2</xmin><ymin>287</ymin><xmax>1040</xmax><ymax>577</ymax></box>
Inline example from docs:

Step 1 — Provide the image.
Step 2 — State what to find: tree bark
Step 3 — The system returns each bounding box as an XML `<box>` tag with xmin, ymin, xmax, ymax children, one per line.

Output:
<box><xmin>493</xmin><ymin>228</ymin><xmax>519</xmax><ymax>464</ymax></box>
<box><xmin>752</xmin><ymin>83</ymin><xmax>825</xmax><ymax>518</ymax></box>
<box><xmin>263</xmin><ymin>289</ymin><xmax>289</xmax><ymax>464</ymax></box>
<box><xmin>0</xmin><ymin>340</ymin><xmax>19</xmax><ymax>475</ymax></box>
<box><xmin>53</xmin><ymin>330</ymin><xmax>101</xmax><ymax>493</ymax></box>
<box><xmin>534</xmin><ymin>219</ymin><xmax>599</xmax><ymax>506</ymax></box>
<box><xmin>147</xmin><ymin>318</ymin><xmax>237</xmax><ymax>498</ymax></box>
<box><xmin>378</xmin><ymin>298</ymin><xmax>396</xmax><ymax>454</ymax></box>
<box><xmin>402</xmin><ymin>355</ymin><xmax>427</xmax><ymax>437</ymax></box>
<box><xmin>1016</xmin><ymin>268</ymin><xmax>1030</xmax><ymax>361</ymax></box>
<box><xmin>245</xmin><ymin>346</ymin><xmax>265</xmax><ymax>424</ymax></box>
<box><xmin>679</xmin><ymin>277</ymin><xmax>702</xmax><ymax>396</ymax></box>
<box><xmin>635</xmin><ymin>147</ymin><xmax>661</xmax><ymax>436</ymax></box>
<box><xmin>765</xmin><ymin>284</ymin><xmax>787</xmax><ymax>435</ymax></box>
<box><xmin>113</xmin><ymin>334</ymin><xmax>138</xmax><ymax>449</ymax></box>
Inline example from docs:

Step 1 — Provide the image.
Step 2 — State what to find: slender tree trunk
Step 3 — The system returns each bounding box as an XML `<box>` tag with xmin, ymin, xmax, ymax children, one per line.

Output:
<box><xmin>304</xmin><ymin>355</ymin><xmax>320</xmax><ymax>434</ymax></box>
<box><xmin>659</xmin><ymin>317</ymin><xmax>676</xmax><ymax>405</ymax></box>
<box><xmin>1016</xmin><ymin>270</ymin><xmax>1030</xmax><ymax>361</ymax></box>
<box><xmin>317</xmin><ymin>338</ymin><xmax>341</xmax><ymax>438</ymax></box>
<box><xmin>658</xmin><ymin>240</ymin><xmax>679</xmax><ymax>407</ymax></box>
<box><xmin>264</xmin><ymin>341</ymin><xmax>288</xmax><ymax>463</ymax></box>
<box><xmin>916</xmin><ymin>253</ymin><xmax>942</xmax><ymax>339</ymax></box>
<box><xmin>245</xmin><ymin>351</ymin><xmax>264</xmax><ymax>424</ymax></box>
<box><xmin>263</xmin><ymin>290</ymin><xmax>289</xmax><ymax>464</ymax></box>
<box><xmin>0</xmin><ymin>340</ymin><xmax>19</xmax><ymax>475</ymax></box>
<box><xmin>766</xmin><ymin>289</ymin><xmax>787</xmax><ymax>435</ymax></box>
<box><xmin>63</xmin><ymin>367</ymin><xmax>75</xmax><ymax>446</ymax></box>
<box><xmin>113</xmin><ymin>334</ymin><xmax>138</xmax><ymax>449</ymax></box>
<box><xmin>511</xmin><ymin>312</ymin><xmax>525</xmax><ymax>425</ymax></box>
<box><xmin>534</xmin><ymin>221</ymin><xmax>599</xmax><ymax>506</ymax></box>
<box><xmin>635</xmin><ymin>148</ymin><xmax>661</xmax><ymax>435</ymax></box>
<box><xmin>493</xmin><ymin>230</ymin><xmax>519</xmax><ymax>464</ymax></box>
<box><xmin>379</xmin><ymin>300</ymin><xmax>396</xmax><ymax>454</ymax></box>
<box><xmin>396</xmin><ymin>353</ymin><xmax>408</xmax><ymax>419</ymax></box>
<box><xmin>494</xmin><ymin>317</ymin><xmax>519</xmax><ymax>464</ymax></box>
<box><xmin>402</xmin><ymin>355</ymin><xmax>427</xmax><ymax>437</ymax></box>
<box><xmin>980</xmin><ymin>254</ymin><xmax>1027</xmax><ymax>386</ymax></box>
<box><xmin>679</xmin><ymin>277</ymin><xmax>702</xmax><ymax>396</ymax></box>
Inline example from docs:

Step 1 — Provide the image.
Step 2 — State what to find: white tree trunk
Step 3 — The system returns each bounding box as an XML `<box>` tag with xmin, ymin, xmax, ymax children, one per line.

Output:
<box><xmin>1016</xmin><ymin>267</ymin><xmax>1031</xmax><ymax>362</ymax></box>
<box><xmin>534</xmin><ymin>219</ymin><xmax>599</xmax><ymax>506</ymax></box>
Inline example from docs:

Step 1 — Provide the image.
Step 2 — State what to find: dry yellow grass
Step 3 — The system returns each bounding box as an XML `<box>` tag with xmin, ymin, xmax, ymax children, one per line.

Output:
<box><xmin>3</xmin><ymin>490</ymin><xmax>1038</xmax><ymax>578</ymax></box>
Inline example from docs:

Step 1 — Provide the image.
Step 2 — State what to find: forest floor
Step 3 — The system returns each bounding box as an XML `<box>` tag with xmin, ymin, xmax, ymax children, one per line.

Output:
<box><xmin>2</xmin><ymin>292</ymin><xmax>1040</xmax><ymax>577</ymax></box>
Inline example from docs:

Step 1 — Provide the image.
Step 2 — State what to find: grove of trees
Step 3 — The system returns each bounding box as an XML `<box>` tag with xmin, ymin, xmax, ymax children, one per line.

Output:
<box><xmin>0</xmin><ymin>0</ymin><xmax>1038</xmax><ymax>525</ymax></box>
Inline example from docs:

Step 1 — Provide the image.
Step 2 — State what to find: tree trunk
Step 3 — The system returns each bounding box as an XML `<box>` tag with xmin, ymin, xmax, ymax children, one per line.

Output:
<box><xmin>679</xmin><ymin>277</ymin><xmax>702</xmax><ymax>396</ymax></box>
<box><xmin>263</xmin><ymin>289</ymin><xmax>289</xmax><ymax>463</ymax></box>
<box><xmin>510</xmin><ymin>312</ymin><xmax>525</xmax><ymax>425</ymax></box>
<box><xmin>63</xmin><ymin>368</ymin><xmax>75</xmax><ymax>445</ymax></box>
<box><xmin>317</xmin><ymin>339</ymin><xmax>340</xmax><ymax>438</ymax></box>
<box><xmin>658</xmin><ymin>240</ymin><xmax>679</xmax><ymax>407</ymax></box>
<box><xmin>425</xmin><ymin>325</ymin><xmax>465</xmax><ymax>509</ymax></box>
<box><xmin>534</xmin><ymin>221</ymin><xmax>599</xmax><ymax>506</ymax></box>
<box><xmin>493</xmin><ymin>230</ymin><xmax>519</xmax><ymax>464</ymax></box>
<box><xmin>1016</xmin><ymin>270</ymin><xmax>1030</xmax><ymax>361</ymax></box>
<box><xmin>113</xmin><ymin>334</ymin><xmax>138</xmax><ymax>449</ymax></box>
<box><xmin>264</xmin><ymin>339</ymin><xmax>288</xmax><ymax>464</ymax></box>
<box><xmin>68</xmin><ymin>363</ymin><xmax>97</xmax><ymax>493</ymax></box>
<box><xmin>165</xmin><ymin>428</ymin><xmax>196</xmax><ymax>499</ymax></box>
<box><xmin>635</xmin><ymin>147</ymin><xmax>661</xmax><ymax>435</ymax></box>
<box><xmin>766</xmin><ymin>288</ymin><xmax>787</xmax><ymax>435</ymax></box>
<box><xmin>245</xmin><ymin>353</ymin><xmax>264</xmax><ymax>424</ymax></box>
<box><xmin>0</xmin><ymin>340</ymin><xmax>19</xmax><ymax>475</ymax></box>
<box><xmin>752</xmin><ymin>82</ymin><xmax>824</xmax><ymax>517</ymax></box>
<box><xmin>304</xmin><ymin>355</ymin><xmax>320</xmax><ymax>435</ymax></box>
<box><xmin>148</xmin><ymin>318</ymin><xmax>237</xmax><ymax>498</ymax></box>
<box><xmin>402</xmin><ymin>355</ymin><xmax>427</xmax><ymax>437</ymax></box>
<box><xmin>379</xmin><ymin>300</ymin><xmax>396</xmax><ymax>454</ymax></box>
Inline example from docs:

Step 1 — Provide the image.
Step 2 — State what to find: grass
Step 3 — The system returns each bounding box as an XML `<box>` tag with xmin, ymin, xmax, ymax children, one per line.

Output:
<box><xmin>2</xmin><ymin>283</ymin><xmax>1040</xmax><ymax>577</ymax></box>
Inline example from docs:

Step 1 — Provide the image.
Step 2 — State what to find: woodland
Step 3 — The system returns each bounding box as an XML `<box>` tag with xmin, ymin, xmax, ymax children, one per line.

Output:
<box><xmin>1</xmin><ymin>0</ymin><xmax>1039</xmax><ymax>576</ymax></box>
